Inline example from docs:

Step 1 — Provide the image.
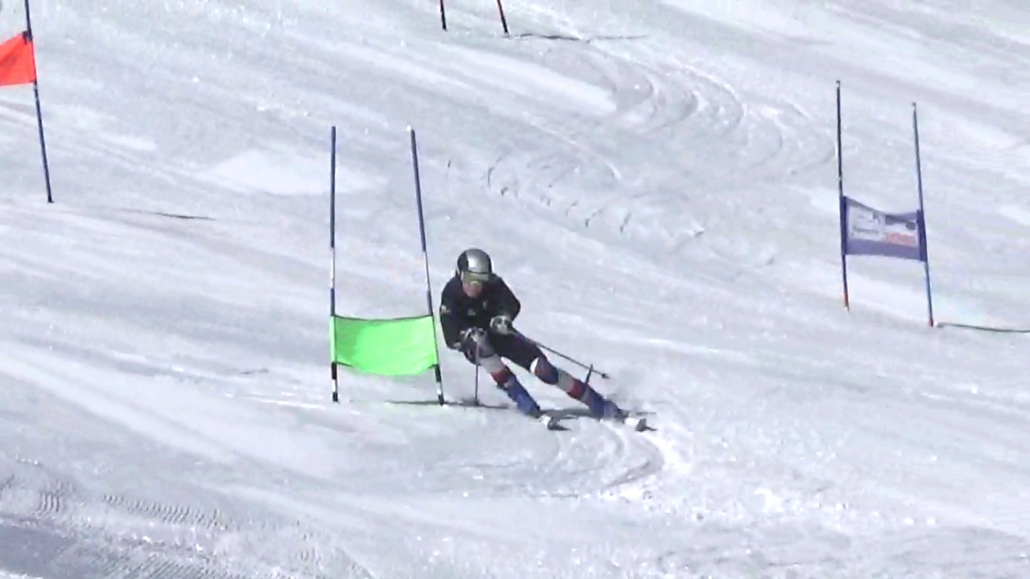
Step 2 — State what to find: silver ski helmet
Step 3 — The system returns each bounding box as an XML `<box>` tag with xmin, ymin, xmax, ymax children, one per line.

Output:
<box><xmin>456</xmin><ymin>248</ymin><xmax>493</xmax><ymax>283</ymax></box>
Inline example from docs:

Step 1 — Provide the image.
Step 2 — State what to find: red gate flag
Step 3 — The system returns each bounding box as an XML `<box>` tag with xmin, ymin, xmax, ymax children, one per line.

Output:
<box><xmin>0</xmin><ymin>32</ymin><xmax>37</xmax><ymax>87</ymax></box>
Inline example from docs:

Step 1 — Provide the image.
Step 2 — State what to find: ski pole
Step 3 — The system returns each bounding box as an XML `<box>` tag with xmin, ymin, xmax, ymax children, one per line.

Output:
<box><xmin>473</xmin><ymin>346</ymin><xmax>481</xmax><ymax>405</ymax></box>
<box><xmin>516</xmin><ymin>331</ymin><xmax>609</xmax><ymax>379</ymax></box>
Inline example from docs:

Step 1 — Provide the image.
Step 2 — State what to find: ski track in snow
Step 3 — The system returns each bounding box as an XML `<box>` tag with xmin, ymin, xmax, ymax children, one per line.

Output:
<box><xmin>1</xmin><ymin>0</ymin><xmax>1030</xmax><ymax>576</ymax></box>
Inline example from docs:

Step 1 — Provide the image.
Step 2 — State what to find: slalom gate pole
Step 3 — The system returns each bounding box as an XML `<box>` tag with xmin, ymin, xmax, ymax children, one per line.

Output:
<box><xmin>495</xmin><ymin>0</ymin><xmax>509</xmax><ymax>36</ymax></box>
<box><xmin>836</xmin><ymin>80</ymin><xmax>850</xmax><ymax>310</ymax></box>
<box><xmin>408</xmin><ymin>127</ymin><xmax>446</xmax><ymax>405</ymax></box>
<box><xmin>22</xmin><ymin>0</ymin><xmax>52</xmax><ymax>203</ymax></box>
<box><xmin>330</xmin><ymin>126</ymin><xmax>339</xmax><ymax>402</ymax></box>
<box><xmin>912</xmin><ymin>102</ymin><xmax>935</xmax><ymax>327</ymax></box>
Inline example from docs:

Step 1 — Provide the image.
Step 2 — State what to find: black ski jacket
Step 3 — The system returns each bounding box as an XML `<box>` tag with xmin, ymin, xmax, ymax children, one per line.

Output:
<box><xmin>438</xmin><ymin>274</ymin><xmax>521</xmax><ymax>348</ymax></box>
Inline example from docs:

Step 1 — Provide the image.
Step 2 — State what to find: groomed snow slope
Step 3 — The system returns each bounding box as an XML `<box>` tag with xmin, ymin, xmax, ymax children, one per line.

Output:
<box><xmin>1</xmin><ymin>0</ymin><xmax>1029</xmax><ymax>577</ymax></box>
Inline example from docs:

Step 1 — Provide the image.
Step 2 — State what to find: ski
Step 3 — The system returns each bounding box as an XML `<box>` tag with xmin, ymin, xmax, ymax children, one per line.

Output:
<box><xmin>602</xmin><ymin>413</ymin><xmax>649</xmax><ymax>431</ymax></box>
<box><xmin>537</xmin><ymin>413</ymin><xmax>566</xmax><ymax>430</ymax></box>
<box><xmin>539</xmin><ymin>411</ymin><xmax>649</xmax><ymax>431</ymax></box>
<box><xmin>619</xmin><ymin>415</ymin><xmax>649</xmax><ymax>431</ymax></box>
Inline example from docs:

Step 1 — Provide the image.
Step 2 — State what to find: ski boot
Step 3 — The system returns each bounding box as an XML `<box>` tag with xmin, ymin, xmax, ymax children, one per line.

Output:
<box><xmin>497</xmin><ymin>373</ymin><xmax>542</xmax><ymax>417</ymax></box>
<box><xmin>582</xmin><ymin>387</ymin><xmax>648</xmax><ymax>430</ymax></box>
<box><xmin>497</xmin><ymin>374</ymin><xmax>561</xmax><ymax>428</ymax></box>
<box><xmin>566</xmin><ymin>378</ymin><xmax>649</xmax><ymax>429</ymax></box>
<box><xmin>576</xmin><ymin>382</ymin><xmax>626</xmax><ymax>420</ymax></box>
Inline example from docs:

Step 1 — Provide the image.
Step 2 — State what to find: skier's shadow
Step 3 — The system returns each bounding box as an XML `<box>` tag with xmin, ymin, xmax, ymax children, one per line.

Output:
<box><xmin>387</xmin><ymin>398</ymin><xmax>574</xmax><ymax>430</ymax></box>
<box><xmin>547</xmin><ymin>406</ymin><xmax>657</xmax><ymax>431</ymax></box>
<box><xmin>385</xmin><ymin>398</ymin><xmax>509</xmax><ymax>410</ymax></box>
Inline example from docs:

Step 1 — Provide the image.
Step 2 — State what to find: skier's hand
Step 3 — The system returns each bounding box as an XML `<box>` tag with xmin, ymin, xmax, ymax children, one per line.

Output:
<box><xmin>489</xmin><ymin>314</ymin><xmax>513</xmax><ymax>335</ymax></box>
<box><xmin>461</xmin><ymin>327</ymin><xmax>486</xmax><ymax>343</ymax></box>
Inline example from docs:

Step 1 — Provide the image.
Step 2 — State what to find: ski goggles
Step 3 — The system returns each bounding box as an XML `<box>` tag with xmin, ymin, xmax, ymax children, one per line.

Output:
<box><xmin>460</xmin><ymin>270</ymin><xmax>493</xmax><ymax>284</ymax></box>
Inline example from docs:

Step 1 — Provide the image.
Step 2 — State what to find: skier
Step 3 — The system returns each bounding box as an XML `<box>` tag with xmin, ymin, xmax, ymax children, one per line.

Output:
<box><xmin>438</xmin><ymin>247</ymin><xmax>626</xmax><ymax>421</ymax></box>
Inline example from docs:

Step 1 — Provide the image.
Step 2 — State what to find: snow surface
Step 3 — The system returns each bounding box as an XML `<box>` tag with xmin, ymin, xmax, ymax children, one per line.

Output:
<box><xmin>2</xmin><ymin>0</ymin><xmax>1029</xmax><ymax>577</ymax></box>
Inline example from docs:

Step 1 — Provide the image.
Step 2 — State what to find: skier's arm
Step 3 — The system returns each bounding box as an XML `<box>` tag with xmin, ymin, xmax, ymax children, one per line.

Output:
<box><xmin>494</xmin><ymin>277</ymin><xmax>521</xmax><ymax>320</ymax></box>
<box><xmin>439</xmin><ymin>287</ymin><xmax>468</xmax><ymax>349</ymax></box>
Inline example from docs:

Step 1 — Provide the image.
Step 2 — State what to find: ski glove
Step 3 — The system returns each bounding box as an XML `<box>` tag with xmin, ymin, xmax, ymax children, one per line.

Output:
<box><xmin>453</xmin><ymin>327</ymin><xmax>482</xmax><ymax>349</ymax></box>
<box><xmin>489</xmin><ymin>314</ymin><xmax>513</xmax><ymax>335</ymax></box>
<box><xmin>459</xmin><ymin>327</ymin><xmax>488</xmax><ymax>362</ymax></box>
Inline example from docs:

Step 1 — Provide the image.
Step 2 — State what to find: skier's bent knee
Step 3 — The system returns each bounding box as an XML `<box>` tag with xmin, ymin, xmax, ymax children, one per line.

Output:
<box><xmin>477</xmin><ymin>352</ymin><xmax>506</xmax><ymax>375</ymax></box>
<box><xmin>530</xmin><ymin>357</ymin><xmax>583</xmax><ymax>396</ymax></box>
<box><xmin>530</xmin><ymin>357</ymin><xmax>558</xmax><ymax>384</ymax></box>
